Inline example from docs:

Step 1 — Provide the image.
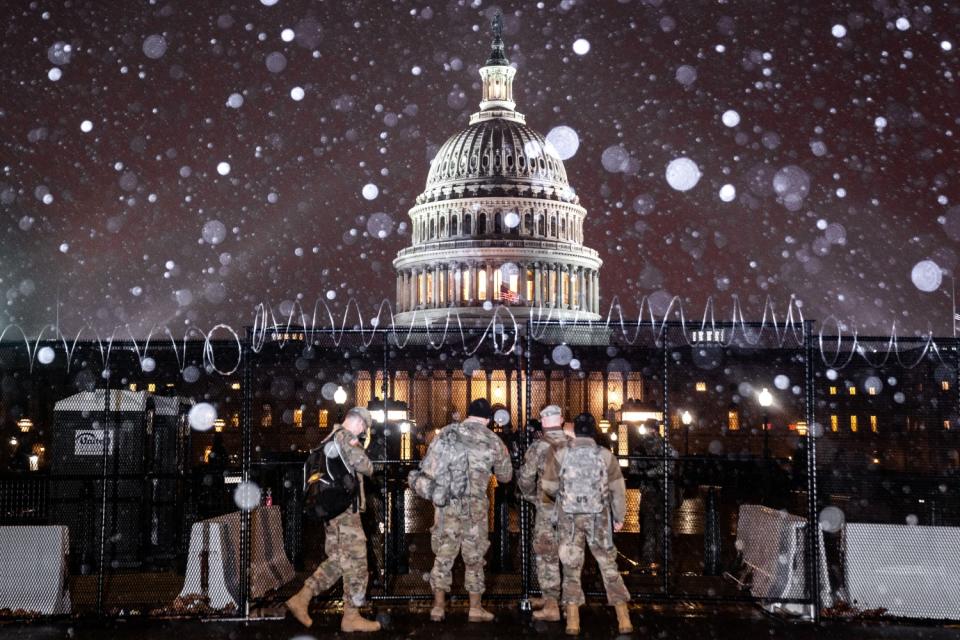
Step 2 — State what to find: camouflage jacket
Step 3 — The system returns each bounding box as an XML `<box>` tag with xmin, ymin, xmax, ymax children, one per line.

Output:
<box><xmin>328</xmin><ymin>425</ymin><xmax>374</xmax><ymax>512</ymax></box>
<box><xmin>517</xmin><ymin>430</ymin><xmax>569</xmax><ymax>508</ymax></box>
<box><xmin>421</xmin><ymin>418</ymin><xmax>512</xmax><ymax>501</ymax></box>
<box><xmin>330</xmin><ymin>426</ymin><xmax>374</xmax><ymax>477</ymax></box>
<box><xmin>541</xmin><ymin>437</ymin><xmax>627</xmax><ymax>523</ymax></box>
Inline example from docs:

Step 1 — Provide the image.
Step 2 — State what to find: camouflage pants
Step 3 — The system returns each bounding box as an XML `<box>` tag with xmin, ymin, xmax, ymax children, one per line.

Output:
<box><xmin>430</xmin><ymin>497</ymin><xmax>490</xmax><ymax>594</ymax></box>
<box><xmin>558</xmin><ymin>511</ymin><xmax>630</xmax><ymax>606</ymax></box>
<box><xmin>532</xmin><ymin>505</ymin><xmax>561</xmax><ymax>600</ymax></box>
<box><xmin>305</xmin><ymin>511</ymin><xmax>368</xmax><ymax>607</ymax></box>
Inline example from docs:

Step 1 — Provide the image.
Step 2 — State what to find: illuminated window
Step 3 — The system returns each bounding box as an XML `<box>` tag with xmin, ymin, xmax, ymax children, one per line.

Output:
<box><xmin>203</xmin><ymin>446</ymin><xmax>213</xmax><ymax>463</ymax></box>
<box><xmin>231</xmin><ymin>382</ymin><xmax>241</xmax><ymax>390</ymax></box>
<box><xmin>478</xmin><ymin>269</ymin><xmax>487</xmax><ymax>299</ymax></box>
<box><xmin>293</xmin><ymin>408</ymin><xmax>303</xmax><ymax>428</ymax></box>
<box><xmin>727</xmin><ymin>410</ymin><xmax>740</xmax><ymax>431</ymax></box>
<box><xmin>462</xmin><ymin>270</ymin><xmax>471</xmax><ymax>299</ymax></box>
<box><xmin>870</xmin><ymin>415</ymin><xmax>878</xmax><ymax>433</ymax></box>
<box><xmin>400</xmin><ymin>432</ymin><xmax>412</xmax><ymax>460</ymax></box>
<box><xmin>526</xmin><ymin>268</ymin><xmax>534</xmax><ymax>301</ymax></box>
<box><xmin>867</xmin><ymin>386</ymin><xmax>877</xmax><ymax>396</ymax></box>
<box><xmin>318</xmin><ymin>409</ymin><xmax>329</xmax><ymax>428</ymax></box>
<box><xmin>945</xmin><ymin>420</ymin><xmax>952</xmax><ymax>431</ymax></box>
<box><xmin>129</xmin><ymin>383</ymin><xmax>138</xmax><ymax>392</ymax></box>
<box><xmin>830</xmin><ymin>415</ymin><xmax>838</xmax><ymax>432</ymax></box>
<box><xmin>696</xmin><ymin>381</ymin><xmax>707</xmax><ymax>392</ymax></box>
<box><xmin>261</xmin><ymin>404</ymin><xmax>273</xmax><ymax>428</ymax></box>
<box><xmin>230</xmin><ymin>413</ymin><xmax>239</xmax><ymax>428</ymax></box>
<box><xmin>942</xmin><ymin>380</ymin><xmax>951</xmax><ymax>392</ymax></box>
<box><xmin>850</xmin><ymin>415</ymin><xmax>858</xmax><ymax>432</ymax></box>
<box><xmin>147</xmin><ymin>383</ymin><xmax>157</xmax><ymax>393</ymax></box>
<box><xmin>848</xmin><ymin>387</ymin><xmax>856</xmax><ymax>396</ymax></box>
<box><xmin>829</xmin><ymin>386</ymin><xmax>837</xmax><ymax>396</ymax></box>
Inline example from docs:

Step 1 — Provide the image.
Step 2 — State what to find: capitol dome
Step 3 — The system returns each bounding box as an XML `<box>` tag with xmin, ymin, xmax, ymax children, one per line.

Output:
<box><xmin>421</xmin><ymin>118</ymin><xmax>577</xmax><ymax>205</ymax></box>
<box><xmin>393</xmin><ymin>15</ymin><xmax>602</xmax><ymax>324</ymax></box>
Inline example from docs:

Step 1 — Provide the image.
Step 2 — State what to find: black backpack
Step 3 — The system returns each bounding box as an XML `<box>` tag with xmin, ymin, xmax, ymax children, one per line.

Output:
<box><xmin>303</xmin><ymin>437</ymin><xmax>359</xmax><ymax>523</ymax></box>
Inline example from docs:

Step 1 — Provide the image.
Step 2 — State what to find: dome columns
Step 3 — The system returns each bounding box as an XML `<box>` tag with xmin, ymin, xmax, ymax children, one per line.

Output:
<box><xmin>394</xmin><ymin>260</ymin><xmax>601</xmax><ymax>316</ymax></box>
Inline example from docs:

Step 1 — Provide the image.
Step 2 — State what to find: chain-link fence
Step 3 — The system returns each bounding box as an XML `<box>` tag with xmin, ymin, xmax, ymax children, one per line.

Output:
<box><xmin>0</xmin><ymin>322</ymin><xmax>957</xmax><ymax>622</ymax></box>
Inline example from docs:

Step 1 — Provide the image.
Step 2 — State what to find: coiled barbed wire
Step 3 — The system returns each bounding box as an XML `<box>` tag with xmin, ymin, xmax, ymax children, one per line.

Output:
<box><xmin>0</xmin><ymin>296</ymin><xmax>951</xmax><ymax>376</ymax></box>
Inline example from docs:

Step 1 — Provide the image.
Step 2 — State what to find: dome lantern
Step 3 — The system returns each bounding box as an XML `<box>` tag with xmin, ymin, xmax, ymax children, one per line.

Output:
<box><xmin>477</xmin><ymin>12</ymin><xmax>518</xmax><ymax>117</ymax></box>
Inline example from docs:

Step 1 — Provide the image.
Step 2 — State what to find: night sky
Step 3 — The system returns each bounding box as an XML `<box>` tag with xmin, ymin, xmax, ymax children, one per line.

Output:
<box><xmin>2</xmin><ymin>0</ymin><xmax>959</xmax><ymax>338</ymax></box>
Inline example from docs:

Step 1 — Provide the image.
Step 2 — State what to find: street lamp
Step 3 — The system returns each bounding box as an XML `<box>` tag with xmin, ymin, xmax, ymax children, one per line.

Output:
<box><xmin>681</xmin><ymin>410</ymin><xmax>693</xmax><ymax>456</ymax></box>
<box><xmin>17</xmin><ymin>418</ymin><xmax>33</xmax><ymax>433</ymax></box>
<box><xmin>758</xmin><ymin>387</ymin><xmax>773</xmax><ymax>459</ymax></box>
<box><xmin>334</xmin><ymin>385</ymin><xmax>348</xmax><ymax>422</ymax></box>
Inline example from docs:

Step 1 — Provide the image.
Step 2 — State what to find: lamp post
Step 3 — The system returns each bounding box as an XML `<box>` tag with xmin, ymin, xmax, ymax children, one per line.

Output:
<box><xmin>681</xmin><ymin>410</ymin><xmax>693</xmax><ymax>457</ymax></box>
<box><xmin>758</xmin><ymin>387</ymin><xmax>773</xmax><ymax>459</ymax></box>
<box><xmin>334</xmin><ymin>385</ymin><xmax>347</xmax><ymax>422</ymax></box>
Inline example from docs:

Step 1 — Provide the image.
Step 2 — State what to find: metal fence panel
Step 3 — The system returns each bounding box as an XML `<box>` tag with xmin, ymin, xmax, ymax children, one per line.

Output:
<box><xmin>0</xmin><ymin>323</ymin><xmax>957</xmax><ymax>622</ymax></box>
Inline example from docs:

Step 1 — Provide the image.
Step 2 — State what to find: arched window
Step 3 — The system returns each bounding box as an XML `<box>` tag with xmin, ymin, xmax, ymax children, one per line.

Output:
<box><xmin>439</xmin><ymin>217</ymin><xmax>446</xmax><ymax>237</ymax></box>
<box><xmin>549</xmin><ymin>217</ymin><xmax>555</xmax><ymax>238</ymax></box>
<box><xmin>429</xmin><ymin>219</ymin><xmax>435</xmax><ymax>240</ymax></box>
<box><xmin>451</xmin><ymin>216</ymin><xmax>459</xmax><ymax>236</ymax></box>
<box><xmin>560</xmin><ymin>218</ymin><xmax>566</xmax><ymax>239</ymax></box>
<box><xmin>464</xmin><ymin>214</ymin><xmax>473</xmax><ymax>235</ymax></box>
<box><xmin>524</xmin><ymin>213</ymin><xmax>532</xmax><ymax>234</ymax></box>
<box><xmin>478</xmin><ymin>212</ymin><xmax>487</xmax><ymax>235</ymax></box>
<box><xmin>537</xmin><ymin>215</ymin><xmax>545</xmax><ymax>236</ymax></box>
<box><xmin>494</xmin><ymin>212</ymin><xmax>502</xmax><ymax>234</ymax></box>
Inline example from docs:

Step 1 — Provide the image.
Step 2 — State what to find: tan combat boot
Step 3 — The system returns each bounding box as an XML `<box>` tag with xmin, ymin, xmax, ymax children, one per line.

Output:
<box><xmin>528</xmin><ymin>596</ymin><xmax>546</xmax><ymax>610</ymax></box>
<box><xmin>284</xmin><ymin>585</ymin><xmax>313</xmax><ymax>628</ymax></box>
<box><xmin>565</xmin><ymin>604</ymin><xmax>580</xmax><ymax>635</ymax></box>
<box><xmin>467</xmin><ymin>592</ymin><xmax>494</xmax><ymax>622</ymax></box>
<box><xmin>430</xmin><ymin>589</ymin><xmax>446</xmax><ymax>622</ymax></box>
<box><xmin>532</xmin><ymin>597</ymin><xmax>561</xmax><ymax>622</ymax></box>
<box><xmin>341</xmin><ymin>604</ymin><xmax>381</xmax><ymax>633</ymax></box>
<box><xmin>614</xmin><ymin>602</ymin><xmax>633</xmax><ymax>634</ymax></box>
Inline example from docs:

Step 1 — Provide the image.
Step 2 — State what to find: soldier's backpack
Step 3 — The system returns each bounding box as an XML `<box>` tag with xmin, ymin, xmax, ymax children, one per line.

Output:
<box><xmin>407</xmin><ymin>425</ymin><xmax>469</xmax><ymax>507</ymax></box>
<box><xmin>558</xmin><ymin>443</ymin><xmax>608</xmax><ymax>514</ymax></box>
<box><xmin>303</xmin><ymin>437</ymin><xmax>358</xmax><ymax>523</ymax></box>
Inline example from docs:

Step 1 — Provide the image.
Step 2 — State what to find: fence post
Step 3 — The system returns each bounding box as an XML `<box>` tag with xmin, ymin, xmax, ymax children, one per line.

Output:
<box><xmin>95</xmin><ymin>381</ymin><xmax>110</xmax><ymax>617</ymax></box>
<box><xmin>239</xmin><ymin>338</ymin><xmax>252</xmax><ymax>618</ymax></box>
<box><xmin>661</xmin><ymin>328</ymin><xmax>671</xmax><ymax>596</ymax></box>
<box><xmin>804</xmin><ymin>320</ymin><xmax>821</xmax><ymax>623</ymax></box>
<box><xmin>519</xmin><ymin>317</ymin><xmax>533</xmax><ymax>609</ymax></box>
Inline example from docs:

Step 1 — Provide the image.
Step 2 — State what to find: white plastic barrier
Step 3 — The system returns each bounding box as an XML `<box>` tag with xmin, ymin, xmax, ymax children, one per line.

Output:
<box><xmin>736</xmin><ymin>505</ymin><xmax>832</xmax><ymax>609</ymax></box>
<box><xmin>0</xmin><ymin>526</ymin><xmax>71</xmax><ymax>614</ymax></box>
<box><xmin>845</xmin><ymin>523</ymin><xmax>960</xmax><ymax>620</ymax></box>
<box><xmin>179</xmin><ymin>520</ymin><xmax>240</xmax><ymax>610</ymax></box>
<box><xmin>178</xmin><ymin>506</ymin><xmax>293</xmax><ymax>610</ymax></box>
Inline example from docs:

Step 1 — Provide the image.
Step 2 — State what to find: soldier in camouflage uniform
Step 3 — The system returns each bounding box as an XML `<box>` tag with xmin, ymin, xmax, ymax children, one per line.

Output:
<box><xmin>517</xmin><ymin>405</ymin><xmax>570</xmax><ymax>622</ymax></box>
<box><xmin>286</xmin><ymin>407</ymin><xmax>380</xmax><ymax>633</ymax></box>
<box><xmin>422</xmin><ymin>398</ymin><xmax>513</xmax><ymax>622</ymax></box>
<box><xmin>542</xmin><ymin>413</ymin><xmax>632</xmax><ymax>635</ymax></box>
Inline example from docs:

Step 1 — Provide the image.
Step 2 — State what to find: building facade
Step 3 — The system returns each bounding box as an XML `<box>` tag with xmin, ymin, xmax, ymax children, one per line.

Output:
<box><xmin>393</xmin><ymin>17</ymin><xmax>603</xmax><ymax>324</ymax></box>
